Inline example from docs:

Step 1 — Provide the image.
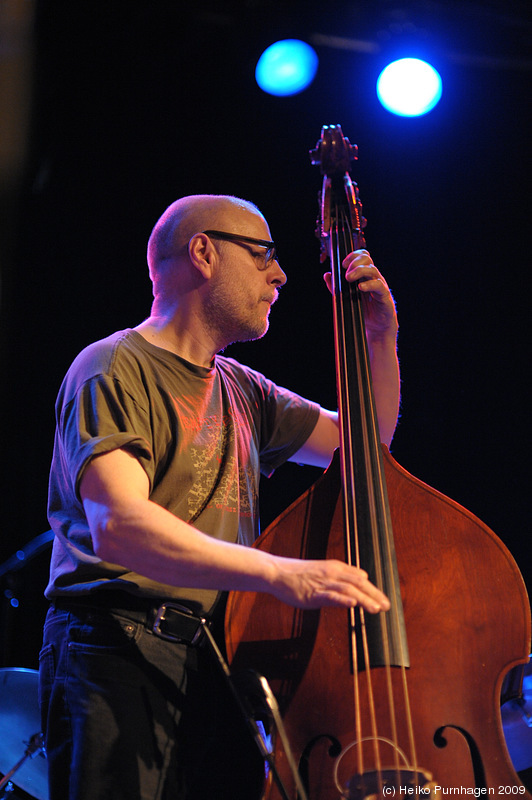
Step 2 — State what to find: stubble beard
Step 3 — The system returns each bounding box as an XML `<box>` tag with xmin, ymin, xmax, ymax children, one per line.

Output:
<box><xmin>203</xmin><ymin>277</ymin><xmax>270</xmax><ymax>350</ymax></box>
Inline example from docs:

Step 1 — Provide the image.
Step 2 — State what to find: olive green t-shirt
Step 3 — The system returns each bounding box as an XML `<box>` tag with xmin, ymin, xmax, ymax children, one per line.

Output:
<box><xmin>46</xmin><ymin>329</ymin><xmax>320</xmax><ymax>614</ymax></box>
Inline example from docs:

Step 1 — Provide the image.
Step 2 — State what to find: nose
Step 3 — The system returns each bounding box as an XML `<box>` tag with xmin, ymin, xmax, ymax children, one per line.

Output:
<box><xmin>269</xmin><ymin>259</ymin><xmax>287</xmax><ymax>287</ymax></box>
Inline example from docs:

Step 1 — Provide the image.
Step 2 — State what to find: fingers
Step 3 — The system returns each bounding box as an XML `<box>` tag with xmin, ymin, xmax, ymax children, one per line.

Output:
<box><xmin>274</xmin><ymin>557</ymin><xmax>390</xmax><ymax>614</ymax></box>
<box><xmin>323</xmin><ymin>250</ymin><xmax>389</xmax><ymax>296</ymax></box>
<box><xmin>343</xmin><ymin>250</ymin><xmax>388</xmax><ymax>293</ymax></box>
<box><xmin>316</xmin><ymin>560</ymin><xmax>390</xmax><ymax>613</ymax></box>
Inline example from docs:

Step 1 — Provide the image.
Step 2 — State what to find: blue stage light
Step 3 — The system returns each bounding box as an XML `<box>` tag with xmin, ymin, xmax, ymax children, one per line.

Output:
<box><xmin>255</xmin><ymin>39</ymin><xmax>318</xmax><ymax>96</ymax></box>
<box><xmin>376</xmin><ymin>58</ymin><xmax>442</xmax><ymax>117</ymax></box>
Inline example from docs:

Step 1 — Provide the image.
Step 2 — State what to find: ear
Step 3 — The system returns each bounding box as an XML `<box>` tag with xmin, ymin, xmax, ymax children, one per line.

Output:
<box><xmin>188</xmin><ymin>233</ymin><xmax>217</xmax><ymax>279</ymax></box>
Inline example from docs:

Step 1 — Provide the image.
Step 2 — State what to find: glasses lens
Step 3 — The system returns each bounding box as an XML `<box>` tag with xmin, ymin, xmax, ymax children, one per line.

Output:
<box><xmin>266</xmin><ymin>245</ymin><xmax>276</xmax><ymax>264</ymax></box>
<box><xmin>256</xmin><ymin>246</ymin><xmax>276</xmax><ymax>270</ymax></box>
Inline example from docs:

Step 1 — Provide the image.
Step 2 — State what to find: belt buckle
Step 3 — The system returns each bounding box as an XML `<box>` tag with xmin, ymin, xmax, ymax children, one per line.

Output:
<box><xmin>152</xmin><ymin>602</ymin><xmax>205</xmax><ymax>645</ymax></box>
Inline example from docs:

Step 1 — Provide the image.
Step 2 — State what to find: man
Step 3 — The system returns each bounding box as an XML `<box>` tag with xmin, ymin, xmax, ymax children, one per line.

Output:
<box><xmin>40</xmin><ymin>194</ymin><xmax>399</xmax><ymax>799</ymax></box>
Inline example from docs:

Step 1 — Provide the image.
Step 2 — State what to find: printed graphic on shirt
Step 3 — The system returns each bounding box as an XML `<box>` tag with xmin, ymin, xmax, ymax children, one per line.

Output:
<box><xmin>171</xmin><ymin>394</ymin><xmax>256</xmax><ymax>524</ymax></box>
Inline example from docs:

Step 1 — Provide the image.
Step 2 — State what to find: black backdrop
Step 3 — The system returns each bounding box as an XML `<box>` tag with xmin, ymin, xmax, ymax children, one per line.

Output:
<box><xmin>2</xmin><ymin>0</ymin><xmax>531</xmax><ymax>668</ymax></box>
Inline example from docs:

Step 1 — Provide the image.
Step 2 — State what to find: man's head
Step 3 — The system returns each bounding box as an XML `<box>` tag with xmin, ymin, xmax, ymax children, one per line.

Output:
<box><xmin>146</xmin><ymin>194</ymin><xmax>287</xmax><ymax>348</ymax></box>
<box><xmin>147</xmin><ymin>195</ymin><xmax>264</xmax><ymax>277</ymax></box>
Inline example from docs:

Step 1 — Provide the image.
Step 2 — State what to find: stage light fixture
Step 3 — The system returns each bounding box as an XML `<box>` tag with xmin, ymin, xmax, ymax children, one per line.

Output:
<box><xmin>255</xmin><ymin>39</ymin><xmax>318</xmax><ymax>96</ymax></box>
<box><xmin>376</xmin><ymin>57</ymin><xmax>442</xmax><ymax>117</ymax></box>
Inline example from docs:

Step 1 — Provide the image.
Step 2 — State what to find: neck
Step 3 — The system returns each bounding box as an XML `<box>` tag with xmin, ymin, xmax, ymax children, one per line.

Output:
<box><xmin>134</xmin><ymin>311</ymin><xmax>221</xmax><ymax>367</ymax></box>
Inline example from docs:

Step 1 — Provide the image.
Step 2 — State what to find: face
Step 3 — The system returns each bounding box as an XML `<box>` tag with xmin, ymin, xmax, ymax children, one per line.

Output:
<box><xmin>203</xmin><ymin>210</ymin><xmax>287</xmax><ymax>348</ymax></box>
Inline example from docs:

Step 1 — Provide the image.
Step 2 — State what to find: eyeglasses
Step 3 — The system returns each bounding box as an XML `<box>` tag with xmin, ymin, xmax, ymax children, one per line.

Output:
<box><xmin>202</xmin><ymin>230</ymin><xmax>277</xmax><ymax>270</ymax></box>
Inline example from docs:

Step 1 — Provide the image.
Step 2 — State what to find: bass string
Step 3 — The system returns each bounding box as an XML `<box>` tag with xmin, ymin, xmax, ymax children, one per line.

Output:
<box><xmin>331</xmin><ymin>215</ymin><xmax>369</xmax><ymax>780</ymax></box>
<box><xmin>334</xmin><ymin>206</ymin><xmax>420</xmax><ymax>791</ymax></box>
<box><xmin>332</xmin><ymin>212</ymin><xmax>381</xmax><ymax>782</ymax></box>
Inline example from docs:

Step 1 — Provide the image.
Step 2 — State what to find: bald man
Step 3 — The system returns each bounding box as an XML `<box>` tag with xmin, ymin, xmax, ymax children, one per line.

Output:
<box><xmin>40</xmin><ymin>195</ymin><xmax>399</xmax><ymax>799</ymax></box>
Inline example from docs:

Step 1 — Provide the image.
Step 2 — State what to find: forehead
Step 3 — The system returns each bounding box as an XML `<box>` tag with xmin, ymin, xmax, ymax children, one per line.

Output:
<box><xmin>220</xmin><ymin>205</ymin><xmax>272</xmax><ymax>239</ymax></box>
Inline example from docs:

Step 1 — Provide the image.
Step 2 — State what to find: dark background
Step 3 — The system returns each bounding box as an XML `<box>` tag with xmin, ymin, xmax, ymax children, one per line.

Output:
<box><xmin>1</xmin><ymin>0</ymin><xmax>531</xmax><ymax>669</ymax></box>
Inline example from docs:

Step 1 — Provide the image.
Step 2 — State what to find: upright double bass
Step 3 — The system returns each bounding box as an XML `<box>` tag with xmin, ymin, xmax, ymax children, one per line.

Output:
<box><xmin>225</xmin><ymin>125</ymin><xmax>531</xmax><ymax>800</ymax></box>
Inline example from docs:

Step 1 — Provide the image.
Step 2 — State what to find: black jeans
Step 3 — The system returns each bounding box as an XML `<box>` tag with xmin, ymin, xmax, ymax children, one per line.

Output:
<box><xmin>39</xmin><ymin>603</ymin><xmax>264</xmax><ymax>800</ymax></box>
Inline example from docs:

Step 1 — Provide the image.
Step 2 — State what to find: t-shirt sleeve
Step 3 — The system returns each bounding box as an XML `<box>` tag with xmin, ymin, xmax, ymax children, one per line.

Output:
<box><xmin>59</xmin><ymin>373</ymin><xmax>155</xmax><ymax>499</ymax></box>
<box><xmin>259</xmin><ymin>387</ymin><xmax>320</xmax><ymax>476</ymax></box>
<box><xmin>238</xmin><ymin>365</ymin><xmax>321</xmax><ymax>477</ymax></box>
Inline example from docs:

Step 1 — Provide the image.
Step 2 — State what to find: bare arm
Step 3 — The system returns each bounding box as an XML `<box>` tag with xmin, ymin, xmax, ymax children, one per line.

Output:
<box><xmin>80</xmin><ymin>447</ymin><xmax>389</xmax><ymax>613</ymax></box>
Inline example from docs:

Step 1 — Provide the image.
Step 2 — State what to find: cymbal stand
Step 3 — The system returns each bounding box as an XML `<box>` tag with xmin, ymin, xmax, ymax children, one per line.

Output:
<box><xmin>202</xmin><ymin>622</ymin><xmax>309</xmax><ymax>800</ymax></box>
<box><xmin>0</xmin><ymin>731</ymin><xmax>45</xmax><ymax>797</ymax></box>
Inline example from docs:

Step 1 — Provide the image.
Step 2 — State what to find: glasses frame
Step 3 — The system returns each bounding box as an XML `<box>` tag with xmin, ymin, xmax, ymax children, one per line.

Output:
<box><xmin>202</xmin><ymin>229</ymin><xmax>277</xmax><ymax>269</ymax></box>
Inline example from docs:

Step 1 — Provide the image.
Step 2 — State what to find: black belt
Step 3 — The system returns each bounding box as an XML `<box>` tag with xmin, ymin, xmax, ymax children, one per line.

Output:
<box><xmin>52</xmin><ymin>591</ymin><xmax>208</xmax><ymax>646</ymax></box>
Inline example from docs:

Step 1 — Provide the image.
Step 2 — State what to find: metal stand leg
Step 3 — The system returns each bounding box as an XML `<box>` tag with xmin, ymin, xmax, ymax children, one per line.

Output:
<box><xmin>201</xmin><ymin>622</ymin><xmax>309</xmax><ymax>800</ymax></box>
<box><xmin>0</xmin><ymin>732</ymin><xmax>45</xmax><ymax>795</ymax></box>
